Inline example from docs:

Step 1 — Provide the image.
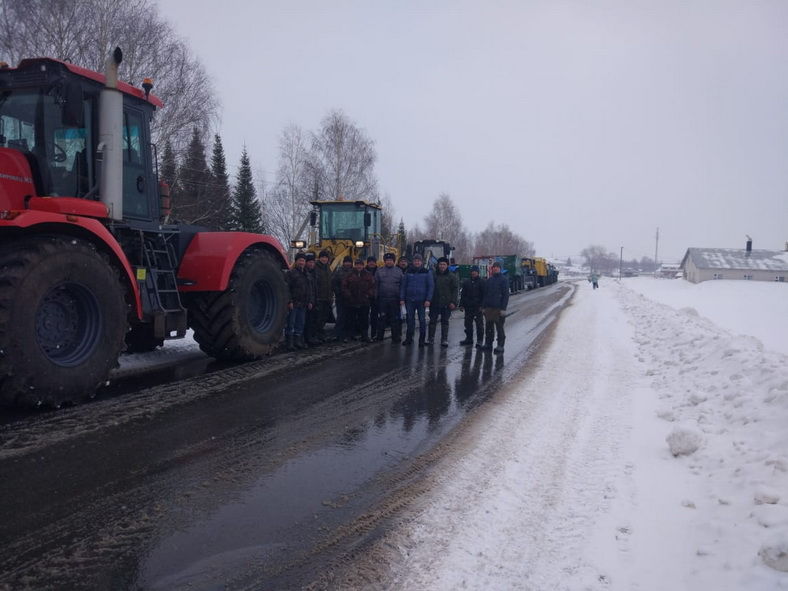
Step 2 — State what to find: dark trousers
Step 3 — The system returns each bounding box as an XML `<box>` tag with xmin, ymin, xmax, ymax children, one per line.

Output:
<box><xmin>314</xmin><ymin>300</ymin><xmax>331</xmax><ymax>338</ymax></box>
<box><xmin>369</xmin><ymin>300</ymin><xmax>379</xmax><ymax>337</ymax></box>
<box><xmin>484</xmin><ymin>308</ymin><xmax>505</xmax><ymax>345</ymax></box>
<box><xmin>286</xmin><ymin>306</ymin><xmax>306</xmax><ymax>336</ymax></box>
<box><xmin>347</xmin><ymin>305</ymin><xmax>370</xmax><ymax>339</ymax></box>
<box><xmin>429</xmin><ymin>305</ymin><xmax>452</xmax><ymax>340</ymax></box>
<box><xmin>464</xmin><ymin>305</ymin><xmax>484</xmax><ymax>341</ymax></box>
<box><xmin>405</xmin><ymin>301</ymin><xmax>427</xmax><ymax>343</ymax></box>
<box><xmin>376</xmin><ymin>298</ymin><xmax>401</xmax><ymax>340</ymax></box>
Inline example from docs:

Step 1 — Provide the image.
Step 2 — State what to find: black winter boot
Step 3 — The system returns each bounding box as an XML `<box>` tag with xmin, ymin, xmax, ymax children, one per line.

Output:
<box><xmin>494</xmin><ymin>339</ymin><xmax>505</xmax><ymax>354</ymax></box>
<box><xmin>286</xmin><ymin>335</ymin><xmax>295</xmax><ymax>351</ymax></box>
<box><xmin>425</xmin><ymin>323</ymin><xmax>436</xmax><ymax>345</ymax></box>
<box><xmin>294</xmin><ymin>335</ymin><xmax>306</xmax><ymax>349</ymax></box>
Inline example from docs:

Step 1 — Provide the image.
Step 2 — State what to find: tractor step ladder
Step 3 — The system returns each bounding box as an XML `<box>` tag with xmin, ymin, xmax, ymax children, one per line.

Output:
<box><xmin>141</xmin><ymin>231</ymin><xmax>187</xmax><ymax>338</ymax></box>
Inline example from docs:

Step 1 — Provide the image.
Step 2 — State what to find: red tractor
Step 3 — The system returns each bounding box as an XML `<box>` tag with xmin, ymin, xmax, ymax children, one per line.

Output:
<box><xmin>0</xmin><ymin>49</ymin><xmax>290</xmax><ymax>407</ymax></box>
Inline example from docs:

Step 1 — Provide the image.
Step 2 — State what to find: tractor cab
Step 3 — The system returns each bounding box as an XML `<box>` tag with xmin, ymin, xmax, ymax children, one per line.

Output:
<box><xmin>410</xmin><ymin>239</ymin><xmax>454</xmax><ymax>270</ymax></box>
<box><xmin>0</xmin><ymin>56</ymin><xmax>161</xmax><ymax>222</ymax></box>
<box><xmin>301</xmin><ymin>199</ymin><xmax>392</xmax><ymax>269</ymax></box>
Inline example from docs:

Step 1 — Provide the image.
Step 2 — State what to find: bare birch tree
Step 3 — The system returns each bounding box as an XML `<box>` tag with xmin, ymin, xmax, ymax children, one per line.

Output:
<box><xmin>265</xmin><ymin>125</ymin><xmax>313</xmax><ymax>248</ymax></box>
<box><xmin>309</xmin><ymin>109</ymin><xmax>378</xmax><ymax>202</ymax></box>
<box><xmin>474</xmin><ymin>222</ymin><xmax>534</xmax><ymax>258</ymax></box>
<box><xmin>423</xmin><ymin>193</ymin><xmax>473</xmax><ymax>261</ymax></box>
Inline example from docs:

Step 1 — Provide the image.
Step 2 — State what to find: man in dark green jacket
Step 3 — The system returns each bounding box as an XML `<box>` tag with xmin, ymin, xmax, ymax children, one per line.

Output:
<box><xmin>429</xmin><ymin>257</ymin><xmax>459</xmax><ymax>347</ymax></box>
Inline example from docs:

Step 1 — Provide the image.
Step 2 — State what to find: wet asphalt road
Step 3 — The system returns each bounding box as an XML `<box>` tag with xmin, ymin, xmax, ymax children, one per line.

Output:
<box><xmin>0</xmin><ymin>282</ymin><xmax>573</xmax><ymax>590</ymax></box>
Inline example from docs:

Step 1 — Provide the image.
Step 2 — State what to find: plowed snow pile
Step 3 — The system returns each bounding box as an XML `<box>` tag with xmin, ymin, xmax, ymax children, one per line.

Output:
<box><xmin>376</xmin><ymin>279</ymin><xmax>788</xmax><ymax>590</ymax></box>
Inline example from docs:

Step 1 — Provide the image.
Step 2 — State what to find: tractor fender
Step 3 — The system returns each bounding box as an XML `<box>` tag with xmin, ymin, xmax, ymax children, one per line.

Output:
<box><xmin>177</xmin><ymin>232</ymin><xmax>289</xmax><ymax>293</ymax></box>
<box><xmin>0</xmin><ymin>210</ymin><xmax>143</xmax><ymax>319</ymax></box>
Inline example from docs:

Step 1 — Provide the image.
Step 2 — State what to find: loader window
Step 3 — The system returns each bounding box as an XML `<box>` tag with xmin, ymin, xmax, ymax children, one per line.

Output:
<box><xmin>319</xmin><ymin>204</ymin><xmax>366</xmax><ymax>241</ymax></box>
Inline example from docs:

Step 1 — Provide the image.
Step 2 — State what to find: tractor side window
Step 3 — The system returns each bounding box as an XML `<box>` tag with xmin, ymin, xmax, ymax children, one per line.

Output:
<box><xmin>122</xmin><ymin>109</ymin><xmax>150</xmax><ymax>218</ymax></box>
<box><xmin>0</xmin><ymin>114</ymin><xmax>35</xmax><ymax>150</ymax></box>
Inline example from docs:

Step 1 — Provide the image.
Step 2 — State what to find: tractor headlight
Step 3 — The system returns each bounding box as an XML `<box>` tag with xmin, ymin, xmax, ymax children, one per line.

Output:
<box><xmin>354</xmin><ymin>240</ymin><xmax>365</xmax><ymax>248</ymax></box>
<box><xmin>291</xmin><ymin>240</ymin><xmax>306</xmax><ymax>248</ymax></box>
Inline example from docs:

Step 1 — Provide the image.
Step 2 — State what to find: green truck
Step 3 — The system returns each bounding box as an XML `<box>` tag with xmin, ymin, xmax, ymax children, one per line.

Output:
<box><xmin>471</xmin><ymin>255</ymin><xmax>525</xmax><ymax>293</ymax></box>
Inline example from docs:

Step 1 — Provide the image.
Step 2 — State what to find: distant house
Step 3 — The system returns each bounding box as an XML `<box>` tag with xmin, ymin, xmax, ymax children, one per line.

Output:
<box><xmin>680</xmin><ymin>243</ymin><xmax>788</xmax><ymax>284</ymax></box>
<box><xmin>656</xmin><ymin>263</ymin><xmax>681</xmax><ymax>278</ymax></box>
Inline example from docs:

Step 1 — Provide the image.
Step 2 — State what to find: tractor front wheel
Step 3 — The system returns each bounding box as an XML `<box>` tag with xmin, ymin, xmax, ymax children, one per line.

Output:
<box><xmin>0</xmin><ymin>237</ymin><xmax>128</xmax><ymax>408</ymax></box>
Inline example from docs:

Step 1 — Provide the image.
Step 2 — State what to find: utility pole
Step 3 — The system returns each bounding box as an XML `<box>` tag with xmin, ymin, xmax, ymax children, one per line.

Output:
<box><xmin>654</xmin><ymin>227</ymin><xmax>660</xmax><ymax>277</ymax></box>
<box><xmin>619</xmin><ymin>246</ymin><xmax>623</xmax><ymax>281</ymax></box>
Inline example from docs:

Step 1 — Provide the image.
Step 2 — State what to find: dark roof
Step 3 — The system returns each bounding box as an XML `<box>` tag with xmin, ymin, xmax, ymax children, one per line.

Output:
<box><xmin>681</xmin><ymin>248</ymin><xmax>788</xmax><ymax>271</ymax></box>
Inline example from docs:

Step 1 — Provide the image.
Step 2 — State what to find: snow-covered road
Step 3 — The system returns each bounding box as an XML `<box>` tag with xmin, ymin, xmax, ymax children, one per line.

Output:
<box><xmin>367</xmin><ymin>279</ymin><xmax>788</xmax><ymax>590</ymax></box>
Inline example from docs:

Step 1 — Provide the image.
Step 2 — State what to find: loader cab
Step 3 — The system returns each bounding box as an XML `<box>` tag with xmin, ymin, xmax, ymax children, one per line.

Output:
<box><xmin>0</xmin><ymin>58</ymin><xmax>160</xmax><ymax>222</ymax></box>
<box><xmin>312</xmin><ymin>200</ymin><xmax>381</xmax><ymax>243</ymax></box>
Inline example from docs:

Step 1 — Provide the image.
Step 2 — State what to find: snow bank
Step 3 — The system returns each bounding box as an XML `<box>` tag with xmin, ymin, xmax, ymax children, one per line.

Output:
<box><xmin>368</xmin><ymin>278</ymin><xmax>788</xmax><ymax>590</ymax></box>
<box><xmin>624</xmin><ymin>276</ymin><xmax>788</xmax><ymax>355</ymax></box>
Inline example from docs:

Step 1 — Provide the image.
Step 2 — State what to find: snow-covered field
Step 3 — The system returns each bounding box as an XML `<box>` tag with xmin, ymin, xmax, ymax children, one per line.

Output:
<box><xmin>375</xmin><ymin>278</ymin><xmax>788</xmax><ymax>590</ymax></box>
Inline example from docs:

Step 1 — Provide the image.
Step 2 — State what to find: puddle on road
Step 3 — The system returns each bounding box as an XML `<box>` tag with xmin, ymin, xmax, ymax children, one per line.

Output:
<box><xmin>132</xmin><ymin>286</ymin><xmax>571</xmax><ymax>588</ymax></box>
<box><xmin>135</xmin><ymin>348</ymin><xmax>513</xmax><ymax>589</ymax></box>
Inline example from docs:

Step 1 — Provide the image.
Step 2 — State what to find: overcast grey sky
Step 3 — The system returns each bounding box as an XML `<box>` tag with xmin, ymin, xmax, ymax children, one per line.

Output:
<box><xmin>157</xmin><ymin>0</ymin><xmax>788</xmax><ymax>262</ymax></box>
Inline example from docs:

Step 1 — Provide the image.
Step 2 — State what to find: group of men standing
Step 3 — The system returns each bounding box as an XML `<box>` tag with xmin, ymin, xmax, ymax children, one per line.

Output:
<box><xmin>284</xmin><ymin>251</ymin><xmax>509</xmax><ymax>354</ymax></box>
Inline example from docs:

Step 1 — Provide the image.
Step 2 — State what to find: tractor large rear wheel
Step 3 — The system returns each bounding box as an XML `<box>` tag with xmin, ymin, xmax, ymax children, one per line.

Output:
<box><xmin>186</xmin><ymin>250</ymin><xmax>288</xmax><ymax>360</ymax></box>
<box><xmin>0</xmin><ymin>237</ymin><xmax>127</xmax><ymax>408</ymax></box>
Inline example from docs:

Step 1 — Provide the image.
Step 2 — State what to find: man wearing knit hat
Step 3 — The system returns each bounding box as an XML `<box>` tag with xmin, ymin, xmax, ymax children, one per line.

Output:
<box><xmin>459</xmin><ymin>265</ymin><xmax>485</xmax><ymax>346</ymax></box>
<box><xmin>375</xmin><ymin>252</ymin><xmax>403</xmax><ymax>343</ymax></box>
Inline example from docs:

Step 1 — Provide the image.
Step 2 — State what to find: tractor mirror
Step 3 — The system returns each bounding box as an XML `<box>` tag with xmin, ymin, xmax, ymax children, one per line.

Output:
<box><xmin>62</xmin><ymin>82</ymin><xmax>84</xmax><ymax>127</ymax></box>
<box><xmin>309</xmin><ymin>211</ymin><xmax>317</xmax><ymax>227</ymax></box>
<box><xmin>364</xmin><ymin>212</ymin><xmax>371</xmax><ymax>227</ymax></box>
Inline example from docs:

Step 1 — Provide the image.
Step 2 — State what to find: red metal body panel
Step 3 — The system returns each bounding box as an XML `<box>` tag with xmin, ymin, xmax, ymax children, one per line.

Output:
<box><xmin>15</xmin><ymin>57</ymin><xmax>164</xmax><ymax>108</ymax></box>
<box><xmin>178</xmin><ymin>232</ymin><xmax>289</xmax><ymax>292</ymax></box>
<box><xmin>0</xmin><ymin>210</ymin><xmax>143</xmax><ymax>318</ymax></box>
<box><xmin>28</xmin><ymin>197</ymin><xmax>108</xmax><ymax>218</ymax></box>
<box><xmin>0</xmin><ymin>148</ymin><xmax>36</xmax><ymax>208</ymax></box>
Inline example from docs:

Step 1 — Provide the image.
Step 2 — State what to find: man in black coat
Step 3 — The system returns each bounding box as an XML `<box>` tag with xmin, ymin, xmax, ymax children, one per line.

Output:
<box><xmin>313</xmin><ymin>250</ymin><xmax>333</xmax><ymax>342</ymax></box>
<box><xmin>286</xmin><ymin>252</ymin><xmax>314</xmax><ymax>350</ymax></box>
<box><xmin>459</xmin><ymin>265</ymin><xmax>485</xmax><ymax>347</ymax></box>
<box><xmin>331</xmin><ymin>255</ymin><xmax>353</xmax><ymax>341</ymax></box>
<box><xmin>481</xmin><ymin>261</ymin><xmax>509</xmax><ymax>353</ymax></box>
<box><xmin>365</xmin><ymin>256</ymin><xmax>379</xmax><ymax>339</ymax></box>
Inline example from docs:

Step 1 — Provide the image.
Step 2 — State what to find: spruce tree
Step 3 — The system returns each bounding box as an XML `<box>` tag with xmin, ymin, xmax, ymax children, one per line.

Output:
<box><xmin>176</xmin><ymin>128</ymin><xmax>213</xmax><ymax>225</ymax></box>
<box><xmin>231</xmin><ymin>147</ymin><xmax>264</xmax><ymax>233</ymax></box>
<box><xmin>159</xmin><ymin>140</ymin><xmax>178</xmax><ymax>219</ymax></box>
<box><xmin>210</xmin><ymin>134</ymin><xmax>232</xmax><ymax>231</ymax></box>
<box><xmin>397</xmin><ymin>219</ymin><xmax>407</xmax><ymax>255</ymax></box>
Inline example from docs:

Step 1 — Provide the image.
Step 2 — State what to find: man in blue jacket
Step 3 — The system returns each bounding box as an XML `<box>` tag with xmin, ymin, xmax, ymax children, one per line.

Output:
<box><xmin>399</xmin><ymin>253</ymin><xmax>434</xmax><ymax>347</ymax></box>
<box><xmin>481</xmin><ymin>261</ymin><xmax>509</xmax><ymax>353</ymax></box>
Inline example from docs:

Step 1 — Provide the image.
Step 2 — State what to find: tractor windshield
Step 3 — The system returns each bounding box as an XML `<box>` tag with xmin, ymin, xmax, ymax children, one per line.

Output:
<box><xmin>0</xmin><ymin>89</ymin><xmax>93</xmax><ymax>197</ymax></box>
<box><xmin>319</xmin><ymin>202</ymin><xmax>380</xmax><ymax>241</ymax></box>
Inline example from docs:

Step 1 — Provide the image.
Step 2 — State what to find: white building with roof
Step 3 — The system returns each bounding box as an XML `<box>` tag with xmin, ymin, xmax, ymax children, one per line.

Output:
<box><xmin>680</xmin><ymin>241</ymin><xmax>788</xmax><ymax>284</ymax></box>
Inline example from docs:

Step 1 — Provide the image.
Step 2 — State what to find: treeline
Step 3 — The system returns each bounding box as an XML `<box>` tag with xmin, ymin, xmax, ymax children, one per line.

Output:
<box><xmin>0</xmin><ymin>0</ymin><xmax>535</xmax><ymax>257</ymax></box>
<box><xmin>405</xmin><ymin>194</ymin><xmax>534</xmax><ymax>263</ymax></box>
<box><xmin>580</xmin><ymin>245</ymin><xmax>659</xmax><ymax>274</ymax></box>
